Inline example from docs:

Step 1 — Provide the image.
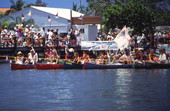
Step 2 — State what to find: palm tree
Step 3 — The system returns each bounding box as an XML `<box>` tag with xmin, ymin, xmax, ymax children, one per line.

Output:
<box><xmin>73</xmin><ymin>2</ymin><xmax>78</xmax><ymax>11</ymax></box>
<box><xmin>5</xmin><ymin>0</ymin><xmax>25</xmax><ymax>15</ymax></box>
<box><xmin>10</xmin><ymin>0</ymin><xmax>25</xmax><ymax>11</ymax></box>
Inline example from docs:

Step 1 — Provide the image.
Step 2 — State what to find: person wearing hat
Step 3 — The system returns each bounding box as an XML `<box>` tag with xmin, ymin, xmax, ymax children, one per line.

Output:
<box><xmin>16</xmin><ymin>51</ymin><xmax>24</xmax><ymax>64</ymax></box>
<box><xmin>26</xmin><ymin>47</ymin><xmax>38</xmax><ymax>64</ymax></box>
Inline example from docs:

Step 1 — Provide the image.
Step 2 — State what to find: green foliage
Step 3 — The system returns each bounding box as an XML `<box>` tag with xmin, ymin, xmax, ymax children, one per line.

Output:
<box><xmin>72</xmin><ymin>0</ymin><xmax>87</xmax><ymax>14</ymax></box>
<box><xmin>10</xmin><ymin>0</ymin><xmax>25</xmax><ymax>11</ymax></box>
<box><xmin>86</xmin><ymin>0</ymin><xmax>114</xmax><ymax>16</ymax></box>
<box><xmin>8</xmin><ymin>22</ymin><xmax>16</xmax><ymax>29</ymax></box>
<box><xmin>0</xmin><ymin>13</ymin><xmax>5</xmax><ymax>18</ymax></box>
<box><xmin>23</xmin><ymin>19</ymin><xmax>35</xmax><ymax>26</ymax></box>
<box><xmin>72</xmin><ymin>2</ymin><xmax>78</xmax><ymax>11</ymax></box>
<box><xmin>35</xmin><ymin>0</ymin><xmax>47</xmax><ymax>7</ymax></box>
<box><xmin>103</xmin><ymin>0</ymin><xmax>158</xmax><ymax>35</ymax></box>
<box><xmin>0</xmin><ymin>19</ymin><xmax>9</xmax><ymax>28</ymax></box>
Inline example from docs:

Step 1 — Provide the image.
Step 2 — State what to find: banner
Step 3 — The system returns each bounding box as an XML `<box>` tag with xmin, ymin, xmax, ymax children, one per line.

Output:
<box><xmin>81</xmin><ymin>41</ymin><xmax>118</xmax><ymax>50</ymax></box>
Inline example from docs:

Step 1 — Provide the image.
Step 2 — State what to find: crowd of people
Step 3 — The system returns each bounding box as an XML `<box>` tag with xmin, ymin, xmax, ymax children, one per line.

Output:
<box><xmin>0</xmin><ymin>25</ymin><xmax>84</xmax><ymax>48</ymax></box>
<box><xmin>15</xmin><ymin>46</ymin><xmax>170</xmax><ymax>65</ymax></box>
<box><xmin>0</xmin><ymin>25</ymin><xmax>170</xmax><ymax>65</ymax></box>
<box><xmin>0</xmin><ymin>25</ymin><xmax>170</xmax><ymax>48</ymax></box>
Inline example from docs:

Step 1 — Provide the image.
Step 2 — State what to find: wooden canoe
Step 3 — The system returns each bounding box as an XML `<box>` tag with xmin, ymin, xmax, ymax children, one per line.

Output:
<box><xmin>145</xmin><ymin>62</ymin><xmax>170</xmax><ymax>69</ymax></box>
<box><xmin>63</xmin><ymin>61</ymin><xmax>84</xmax><ymax>69</ymax></box>
<box><xmin>11</xmin><ymin>63</ymin><xmax>35</xmax><ymax>70</ymax></box>
<box><xmin>132</xmin><ymin>62</ymin><xmax>146</xmax><ymax>69</ymax></box>
<box><xmin>85</xmin><ymin>62</ymin><xmax>132</xmax><ymax>69</ymax></box>
<box><xmin>133</xmin><ymin>61</ymin><xmax>170</xmax><ymax>69</ymax></box>
<box><xmin>36</xmin><ymin>63</ymin><xmax>64</xmax><ymax>70</ymax></box>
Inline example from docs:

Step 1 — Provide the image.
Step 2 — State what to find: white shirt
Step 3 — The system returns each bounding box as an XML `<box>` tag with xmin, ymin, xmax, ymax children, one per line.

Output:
<box><xmin>158</xmin><ymin>53</ymin><xmax>166</xmax><ymax>61</ymax></box>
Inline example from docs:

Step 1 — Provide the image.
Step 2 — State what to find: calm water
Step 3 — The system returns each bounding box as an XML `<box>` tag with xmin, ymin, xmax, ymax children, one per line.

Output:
<box><xmin>0</xmin><ymin>64</ymin><xmax>170</xmax><ymax>111</ymax></box>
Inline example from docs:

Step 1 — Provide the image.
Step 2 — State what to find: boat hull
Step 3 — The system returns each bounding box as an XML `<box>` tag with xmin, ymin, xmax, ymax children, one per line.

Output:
<box><xmin>11</xmin><ymin>63</ymin><xmax>35</xmax><ymax>70</ymax></box>
<box><xmin>145</xmin><ymin>62</ymin><xmax>170</xmax><ymax>69</ymax></box>
<box><xmin>36</xmin><ymin>63</ymin><xmax>64</xmax><ymax>70</ymax></box>
<box><xmin>64</xmin><ymin>61</ymin><xmax>84</xmax><ymax>69</ymax></box>
<box><xmin>133</xmin><ymin>62</ymin><xmax>170</xmax><ymax>69</ymax></box>
<box><xmin>85</xmin><ymin>63</ymin><xmax>132</xmax><ymax>69</ymax></box>
<box><xmin>132</xmin><ymin>62</ymin><xmax>146</xmax><ymax>69</ymax></box>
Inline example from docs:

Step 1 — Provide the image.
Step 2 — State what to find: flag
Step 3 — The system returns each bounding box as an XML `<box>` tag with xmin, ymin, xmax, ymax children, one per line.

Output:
<box><xmin>21</xmin><ymin>14</ymin><xmax>25</xmax><ymax>20</ymax></box>
<box><xmin>114</xmin><ymin>26</ymin><xmax>132</xmax><ymax>50</ymax></box>
<box><xmin>55</xmin><ymin>12</ymin><xmax>58</xmax><ymax>18</ymax></box>
<box><xmin>48</xmin><ymin>16</ymin><xmax>51</xmax><ymax>22</ymax></box>
<box><xmin>78</xmin><ymin>15</ymin><xmax>83</xmax><ymax>20</ymax></box>
<box><xmin>28</xmin><ymin>10</ymin><xmax>32</xmax><ymax>16</ymax></box>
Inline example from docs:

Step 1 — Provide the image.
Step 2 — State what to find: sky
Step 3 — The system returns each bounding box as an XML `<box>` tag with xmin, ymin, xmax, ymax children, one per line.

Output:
<box><xmin>0</xmin><ymin>0</ymin><xmax>87</xmax><ymax>9</ymax></box>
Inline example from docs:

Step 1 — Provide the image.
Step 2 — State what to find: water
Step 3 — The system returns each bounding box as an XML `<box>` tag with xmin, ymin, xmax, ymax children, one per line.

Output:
<box><xmin>0</xmin><ymin>64</ymin><xmax>170</xmax><ymax>111</ymax></box>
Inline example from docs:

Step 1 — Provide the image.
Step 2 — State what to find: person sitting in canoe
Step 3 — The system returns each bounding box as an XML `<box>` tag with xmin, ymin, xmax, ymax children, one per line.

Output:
<box><xmin>45</xmin><ymin>48</ymin><xmax>53</xmax><ymax>64</ymax></box>
<box><xmin>73</xmin><ymin>52</ymin><xmax>81</xmax><ymax>64</ymax></box>
<box><xmin>25</xmin><ymin>47</ymin><xmax>38</xmax><ymax>64</ymax></box>
<box><xmin>158</xmin><ymin>49</ymin><xmax>167</xmax><ymax>63</ymax></box>
<box><xmin>119</xmin><ymin>50</ymin><xmax>132</xmax><ymax>64</ymax></box>
<box><xmin>15</xmin><ymin>51</ymin><xmax>24</xmax><ymax>64</ymax></box>
<box><xmin>162</xmin><ymin>48</ymin><xmax>169</xmax><ymax>61</ymax></box>
<box><xmin>148</xmin><ymin>49</ymin><xmax>158</xmax><ymax>62</ymax></box>
<box><xmin>81</xmin><ymin>51</ymin><xmax>91</xmax><ymax>64</ymax></box>
<box><xmin>95</xmin><ymin>51</ymin><xmax>108</xmax><ymax>64</ymax></box>
<box><xmin>51</xmin><ymin>48</ymin><xmax>60</xmax><ymax>64</ymax></box>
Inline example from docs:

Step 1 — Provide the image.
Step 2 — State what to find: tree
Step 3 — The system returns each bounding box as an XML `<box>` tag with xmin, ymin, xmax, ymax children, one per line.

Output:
<box><xmin>35</xmin><ymin>0</ymin><xmax>47</xmax><ymax>7</ymax></box>
<box><xmin>103</xmin><ymin>0</ymin><xmax>158</xmax><ymax>34</ymax></box>
<box><xmin>10</xmin><ymin>0</ymin><xmax>25</xmax><ymax>11</ymax></box>
<box><xmin>0</xmin><ymin>13</ymin><xmax>5</xmax><ymax>18</ymax></box>
<box><xmin>0</xmin><ymin>19</ymin><xmax>9</xmax><ymax>28</ymax></box>
<box><xmin>24</xmin><ymin>3</ymin><xmax>36</xmax><ymax>8</ymax></box>
<box><xmin>72</xmin><ymin>0</ymin><xmax>87</xmax><ymax>14</ymax></box>
<box><xmin>5</xmin><ymin>0</ymin><xmax>25</xmax><ymax>15</ymax></box>
<box><xmin>103</xmin><ymin>0</ymin><xmax>160</xmax><ymax>48</ymax></box>
<box><xmin>72</xmin><ymin>2</ymin><xmax>78</xmax><ymax>11</ymax></box>
<box><xmin>86</xmin><ymin>0</ymin><xmax>115</xmax><ymax>16</ymax></box>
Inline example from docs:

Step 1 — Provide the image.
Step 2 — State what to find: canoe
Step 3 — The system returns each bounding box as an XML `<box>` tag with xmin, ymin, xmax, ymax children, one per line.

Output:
<box><xmin>133</xmin><ymin>61</ymin><xmax>170</xmax><ymax>69</ymax></box>
<box><xmin>145</xmin><ymin>62</ymin><xmax>170</xmax><ymax>69</ymax></box>
<box><xmin>11</xmin><ymin>63</ymin><xmax>35</xmax><ymax>70</ymax></box>
<box><xmin>85</xmin><ymin>62</ymin><xmax>132</xmax><ymax>69</ymax></box>
<box><xmin>36</xmin><ymin>63</ymin><xmax>64</xmax><ymax>70</ymax></box>
<box><xmin>132</xmin><ymin>62</ymin><xmax>146</xmax><ymax>69</ymax></box>
<box><xmin>63</xmin><ymin>61</ymin><xmax>84</xmax><ymax>69</ymax></box>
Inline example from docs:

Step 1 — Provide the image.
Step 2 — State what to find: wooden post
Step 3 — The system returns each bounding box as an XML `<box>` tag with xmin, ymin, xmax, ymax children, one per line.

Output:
<box><xmin>150</xmin><ymin>27</ymin><xmax>155</xmax><ymax>49</ymax></box>
<box><xmin>13</xmin><ymin>35</ymin><xmax>17</xmax><ymax>56</ymax></box>
<box><xmin>70</xmin><ymin>10</ymin><xmax>72</xmax><ymax>29</ymax></box>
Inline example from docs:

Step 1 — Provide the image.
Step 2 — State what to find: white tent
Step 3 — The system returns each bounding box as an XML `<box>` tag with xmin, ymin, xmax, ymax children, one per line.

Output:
<box><xmin>0</xmin><ymin>6</ymin><xmax>84</xmax><ymax>33</ymax></box>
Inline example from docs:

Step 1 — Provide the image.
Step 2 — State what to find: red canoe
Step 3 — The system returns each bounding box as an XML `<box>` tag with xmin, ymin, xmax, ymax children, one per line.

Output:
<box><xmin>11</xmin><ymin>63</ymin><xmax>35</xmax><ymax>70</ymax></box>
<box><xmin>36</xmin><ymin>63</ymin><xmax>64</xmax><ymax>70</ymax></box>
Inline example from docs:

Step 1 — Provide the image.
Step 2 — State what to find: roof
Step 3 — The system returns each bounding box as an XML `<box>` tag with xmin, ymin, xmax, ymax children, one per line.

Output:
<box><xmin>72</xmin><ymin>15</ymin><xmax>101</xmax><ymax>25</ymax></box>
<box><xmin>31</xmin><ymin>6</ymin><xmax>84</xmax><ymax>20</ymax></box>
<box><xmin>0</xmin><ymin>8</ymin><xmax>10</xmax><ymax>14</ymax></box>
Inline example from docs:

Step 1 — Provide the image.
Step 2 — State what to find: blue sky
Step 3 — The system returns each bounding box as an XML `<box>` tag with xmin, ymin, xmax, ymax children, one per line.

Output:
<box><xmin>0</xmin><ymin>0</ymin><xmax>87</xmax><ymax>9</ymax></box>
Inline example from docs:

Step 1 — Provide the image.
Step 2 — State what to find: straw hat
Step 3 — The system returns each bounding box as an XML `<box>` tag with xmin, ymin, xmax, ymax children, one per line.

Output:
<box><xmin>69</xmin><ymin>48</ymin><xmax>74</xmax><ymax>52</ymax></box>
<box><xmin>17</xmin><ymin>51</ymin><xmax>22</xmax><ymax>55</ymax></box>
